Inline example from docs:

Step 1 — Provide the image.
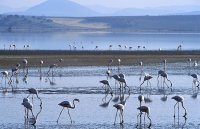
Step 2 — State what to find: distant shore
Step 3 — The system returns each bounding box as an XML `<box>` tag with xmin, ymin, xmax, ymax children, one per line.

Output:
<box><xmin>0</xmin><ymin>50</ymin><xmax>199</xmax><ymax>69</ymax></box>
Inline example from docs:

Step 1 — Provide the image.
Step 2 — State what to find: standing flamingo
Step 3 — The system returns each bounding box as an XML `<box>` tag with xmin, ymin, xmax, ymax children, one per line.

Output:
<box><xmin>118</xmin><ymin>76</ymin><xmax>130</xmax><ymax>93</ymax></box>
<box><xmin>160</xmin><ymin>71</ymin><xmax>172</xmax><ymax>88</ymax></box>
<box><xmin>118</xmin><ymin>59</ymin><xmax>121</xmax><ymax>74</ymax></box>
<box><xmin>139</xmin><ymin>62</ymin><xmax>143</xmax><ymax>81</ymax></box>
<box><xmin>47</xmin><ymin>64</ymin><xmax>57</xmax><ymax>76</ymax></box>
<box><xmin>113</xmin><ymin>103</ymin><xmax>124</xmax><ymax>125</ymax></box>
<box><xmin>191</xmin><ymin>74</ymin><xmax>199</xmax><ymax>88</ymax></box>
<box><xmin>27</xmin><ymin>88</ymin><xmax>42</xmax><ymax>106</ymax></box>
<box><xmin>21</xmin><ymin>98</ymin><xmax>35</xmax><ymax>120</ymax></box>
<box><xmin>172</xmin><ymin>96</ymin><xmax>187</xmax><ymax>117</ymax></box>
<box><xmin>100</xmin><ymin>80</ymin><xmax>113</xmax><ymax>95</ymax></box>
<box><xmin>137</xmin><ymin>106</ymin><xmax>152</xmax><ymax>128</ymax></box>
<box><xmin>22</xmin><ymin>59</ymin><xmax>28</xmax><ymax>73</ymax></box>
<box><xmin>194</xmin><ymin>60</ymin><xmax>198</xmax><ymax>68</ymax></box>
<box><xmin>57</xmin><ymin>99</ymin><xmax>80</xmax><ymax>123</ymax></box>
<box><xmin>40</xmin><ymin>60</ymin><xmax>43</xmax><ymax>74</ymax></box>
<box><xmin>188</xmin><ymin>58</ymin><xmax>192</xmax><ymax>75</ymax></box>
<box><xmin>139</xmin><ymin>74</ymin><xmax>153</xmax><ymax>91</ymax></box>
<box><xmin>1</xmin><ymin>71</ymin><xmax>9</xmax><ymax>84</ymax></box>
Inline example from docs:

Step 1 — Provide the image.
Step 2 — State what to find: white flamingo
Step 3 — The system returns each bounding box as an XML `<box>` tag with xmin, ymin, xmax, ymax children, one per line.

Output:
<box><xmin>57</xmin><ymin>99</ymin><xmax>80</xmax><ymax>123</ymax></box>
<box><xmin>172</xmin><ymin>96</ymin><xmax>187</xmax><ymax>118</ymax></box>
<box><xmin>113</xmin><ymin>103</ymin><xmax>124</xmax><ymax>125</ymax></box>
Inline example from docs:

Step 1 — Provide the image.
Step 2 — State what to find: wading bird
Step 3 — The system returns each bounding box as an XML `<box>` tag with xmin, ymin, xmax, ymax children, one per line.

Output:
<box><xmin>113</xmin><ymin>103</ymin><xmax>124</xmax><ymax>125</ymax></box>
<box><xmin>27</xmin><ymin>88</ymin><xmax>42</xmax><ymax>106</ymax></box>
<box><xmin>117</xmin><ymin>59</ymin><xmax>121</xmax><ymax>74</ymax></box>
<box><xmin>139</xmin><ymin>61</ymin><xmax>143</xmax><ymax>81</ymax></box>
<box><xmin>22</xmin><ymin>59</ymin><xmax>28</xmax><ymax>73</ymax></box>
<box><xmin>57</xmin><ymin>99</ymin><xmax>80</xmax><ymax>123</ymax></box>
<box><xmin>40</xmin><ymin>60</ymin><xmax>43</xmax><ymax>74</ymax></box>
<box><xmin>172</xmin><ymin>96</ymin><xmax>187</xmax><ymax>118</ymax></box>
<box><xmin>191</xmin><ymin>74</ymin><xmax>199</xmax><ymax>88</ymax></box>
<box><xmin>1</xmin><ymin>71</ymin><xmax>9</xmax><ymax>84</ymax></box>
<box><xmin>100</xmin><ymin>80</ymin><xmax>113</xmax><ymax>95</ymax></box>
<box><xmin>21</xmin><ymin>98</ymin><xmax>35</xmax><ymax>120</ymax></box>
<box><xmin>160</xmin><ymin>71</ymin><xmax>172</xmax><ymax>88</ymax></box>
<box><xmin>47</xmin><ymin>64</ymin><xmax>57</xmax><ymax>76</ymax></box>
<box><xmin>194</xmin><ymin>60</ymin><xmax>198</xmax><ymax>68</ymax></box>
<box><xmin>137</xmin><ymin>106</ymin><xmax>152</xmax><ymax>128</ymax></box>
<box><xmin>118</xmin><ymin>76</ymin><xmax>130</xmax><ymax>93</ymax></box>
<box><xmin>140</xmin><ymin>74</ymin><xmax>153</xmax><ymax>91</ymax></box>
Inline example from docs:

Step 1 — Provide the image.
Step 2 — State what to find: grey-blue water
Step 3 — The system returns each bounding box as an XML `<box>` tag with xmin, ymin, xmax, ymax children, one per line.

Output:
<box><xmin>0</xmin><ymin>32</ymin><xmax>200</xmax><ymax>50</ymax></box>
<box><xmin>0</xmin><ymin>61</ymin><xmax>200</xmax><ymax>128</ymax></box>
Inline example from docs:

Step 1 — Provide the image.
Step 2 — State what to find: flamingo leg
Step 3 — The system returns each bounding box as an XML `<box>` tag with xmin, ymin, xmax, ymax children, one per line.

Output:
<box><xmin>147</xmin><ymin>114</ymin><xmax>152</xmax><ymax>128</ymax></box>
<box><xmin>174</xmin><ymin>102</ymin><xmax>178</xmax><ymax>117</ymax></box>
<box><xmin>67</xmin><ymin>108</ymin><xmax>72</xmax><ymax>124</ymax></box>
<box><xmin>56</xmin><ymin>107</ymin><xmax>64</xmax><ymax>123</ymax></box>
<box><xmin>120</xmin><ymin>109</ymin><xmax>124</xmax><ymax>124</ymax></box>
<box><xmin>144</xmin><ymin>113</ymin><xmax>146</xmax><ymax>127</ymax></box>
<box><xmin>181</xmin><ymin>102</ymin><xmax>187</xmax><ymax>117</ymax></box>
<box><xmin>114</xmin><ymin>109</ymin><xmax>118</xmax><ymax>125</ymax></box>
<box><xmin>140</xmin><ymin>81</ymin><xmax>145</xmax><ymax>91</ymax></box>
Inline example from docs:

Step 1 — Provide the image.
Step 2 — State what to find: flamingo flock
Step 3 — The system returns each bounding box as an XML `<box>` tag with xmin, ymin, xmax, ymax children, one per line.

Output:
<box><xmin>0</xmin><ymin>57</ymin><xmax>199</xmax><ymax>127</ymax></box>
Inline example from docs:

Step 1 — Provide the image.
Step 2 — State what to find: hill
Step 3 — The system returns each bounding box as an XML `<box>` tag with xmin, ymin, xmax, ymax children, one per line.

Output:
<box><xmin>20</xmin><ymin>0</ymin><xmax>99</xmax><ymax>17</ymax></box>
<box><xmin>0</xmin><ymin>15</ymin><xmax>200</xmax><ymax>32</ymax></box>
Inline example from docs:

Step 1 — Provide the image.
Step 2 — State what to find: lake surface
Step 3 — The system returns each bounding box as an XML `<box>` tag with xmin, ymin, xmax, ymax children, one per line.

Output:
<box><xmin>0</xmin><ymin>61</ymin><xmax>200</xmax><ymax>128</ymax></box>
<box><xmin>0</xmin><ymin>32</ymin><xmax>200</xmax><ymax>50</ymax></box>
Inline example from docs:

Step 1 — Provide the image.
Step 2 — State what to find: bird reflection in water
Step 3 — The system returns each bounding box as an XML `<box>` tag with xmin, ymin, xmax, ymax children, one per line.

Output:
<box><xmin>46</xmin><ymin>76</ymin><xmax>56</xmax><ymax>86</ymax></box>
<box><xmin>99</xmin><ymin>91</ymin><xmax>113</xmax><ymax>108</ymax></box>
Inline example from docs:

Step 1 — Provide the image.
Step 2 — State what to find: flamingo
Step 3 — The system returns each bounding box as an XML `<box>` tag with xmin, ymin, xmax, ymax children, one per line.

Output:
<box><xmin>191</xmin><ymin>74</ymin><xmax>199</xmax><ymax>88</ymax></box>
<box><xmin>172</xmin><ymin>96</ymin><xmax>187</xmax><ymax>117</ymax></box>
<box><xmin>57</xmin><ymin>99</ymin><xmax>80</xmax><ymax>123</ymax></box>
<box><xmin>137</xmin><ymin>106</ymin><xmax>152</xmax><ymax>128</ymax></box>
<box><xmin>16</xmin><ymin>63</ymin><xmax>20</xmax><ymax>68</ymax></box>
<box><xmin>109</xmin><ymin>45</ymin><xmax>113</xmax><ymax>50</ymax></box>
<box><xmin>47</xmin><ymin>64</ymin><xmax>57</xmax><ymax>76</ymax></box>
<box><xmin>112</xmin><ymin>74</ymin><xmax>120</xmax><ymax>93</ymax></box>
<box><xmin>140</xmin><ymin>74</ymin><xmax>153</xmax><ymax>91</ymax></box>
<box><xmin>188</xmin><ymin>58</ymin><xmax>192</xmax><ymax>75</ymax></box>
<box><xmin>69</xmin><ymin>44</ymin><xmax>72</xmax><ymax>50</ymax></box>
<box><xmin>118</xmin><ymin>76</ymin><xmax>130</xmax><ymax>93</ymax></box>
<box><xmin>21</xmin><ymin>98</ymin><xmax>35</xmax><ymax>120</ymax></box>
<box><xmin>113</xmin><ymin>103</ymin><xmax>124</xmax><ymax>124</ymax></box>
<box><xmin>27</xmin><ymin>88</ymin><xmax>42</xmax><ymax>106</ymax></box>
<box><xmin>194</xmin><ymin>60</ymin><xmax>198</xmax><ymax>68</ymax></box>
<box><xmin>27</xmin><ymin>45</ymin><xmax>30</xmax><ymax>49</ymax></box>
<box><xmin>118</xmin><ymin>45</ymin><xmax>122</xmax><ymax>50</ymax></box>
<box><xmin>160</xmin><ymin>71</ymin><xmax>172</xmax><ymax>88</ymax></box>
<box><xmin>22</xmin><ymin>59</ymin><xmax>28</xmax><ymax>73</ymax></box>
<box><xmin>99</xmin><ymin>80</ymin><xmax>113</xmax><ymax>95</ymax></box>
<box><xmin>1</xmin><ymin>71</ymin><xmax>9</xmax><ymax>84</ymax></box>
<box><xmin>13</xmin><ymin>45</ymin><xmax>16</xmax><ymax>50</ymax></box>
<box><xmin>9</xmin><ymin>67</ymin><xmax>19</xmax><ymax>85</ymax></box>
<box><xmin>139</xmin><ymin>62</ymin><xmax>143</xmax><ymax>81</ymax></box>
<box><xmin>40</xmin><ymin>60</ymin><xmax>43</xmax><ymax>74</ymax></box>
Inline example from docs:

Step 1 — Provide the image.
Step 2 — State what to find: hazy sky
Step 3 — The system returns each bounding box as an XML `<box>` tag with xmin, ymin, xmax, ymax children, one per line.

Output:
<box><xmin>1</xmin><ymin>0</ymin><xmax>200</xmax><ymax>8</ymax></box>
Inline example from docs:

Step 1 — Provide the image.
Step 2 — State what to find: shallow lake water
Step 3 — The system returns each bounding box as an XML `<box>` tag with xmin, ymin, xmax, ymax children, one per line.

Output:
<box><xmin>0</xmin><ymin>61</ymin><xmax>200</xmax><ymax>128</ymax></box>
<box><xmin>0</xmin><ymin>32</ymin><xmax>200</xmax><ymax>50</ymax></box>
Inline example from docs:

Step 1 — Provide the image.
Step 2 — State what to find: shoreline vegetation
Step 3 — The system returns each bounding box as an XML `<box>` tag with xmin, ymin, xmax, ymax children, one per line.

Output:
<box><xmin>0</xmin><ymin>15</ymin><xmax>200</xmax><ymax>33</ymax></box>
<box><xmin>0</xmin><ymin>50</ymin><xmax>199</xmax><ymax>68</ymax></box>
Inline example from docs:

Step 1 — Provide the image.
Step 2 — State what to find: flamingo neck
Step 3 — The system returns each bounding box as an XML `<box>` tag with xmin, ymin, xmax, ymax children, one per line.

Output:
<box><xmin>72</xmin><ymin>100</ymin><xmax>76</xmax><ymax>109</ymax></box>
